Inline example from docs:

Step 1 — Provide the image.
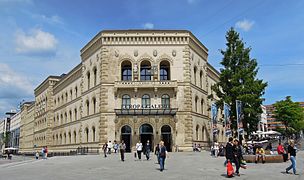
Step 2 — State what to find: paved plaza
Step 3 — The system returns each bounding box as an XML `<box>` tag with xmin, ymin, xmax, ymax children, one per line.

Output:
<box><xmin>0</xmin><ymin>151</ymin><xmax>303</xmax><ymax>180</ymax></box>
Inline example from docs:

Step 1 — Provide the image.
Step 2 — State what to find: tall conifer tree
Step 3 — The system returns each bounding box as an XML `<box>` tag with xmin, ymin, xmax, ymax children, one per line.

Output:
<box><xmin>211</xmin><ymin>28</ymin><xmax>267</xmax><ymax>137</ymax></box>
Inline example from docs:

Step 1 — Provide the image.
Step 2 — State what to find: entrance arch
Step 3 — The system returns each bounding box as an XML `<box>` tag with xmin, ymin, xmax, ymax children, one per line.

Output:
<box><xmin>121</xmin><ymin>125</ymin><xmax>132</xmax><ymax>152</ymax></box>
<box><xmin>139</xmin><ymin>124</ymin><xmax>153</xmax><ymax>152</ymax></box>
<box><xmin>161</xmin><ymin>125</ymin><xmax>172</xmax><ymax>152</ymax></box>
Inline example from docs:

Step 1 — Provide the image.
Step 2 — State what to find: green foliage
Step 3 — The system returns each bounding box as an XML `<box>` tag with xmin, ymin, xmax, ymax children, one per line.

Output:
<box><xmin>273</xmin><ymin>96</ymin><xmax>304</xmax><ymax>134</ymax></box>
<box><xmin>211</xmin><ymin>28</ymin><xmax>267</xmax><ymax>137</ymax></box>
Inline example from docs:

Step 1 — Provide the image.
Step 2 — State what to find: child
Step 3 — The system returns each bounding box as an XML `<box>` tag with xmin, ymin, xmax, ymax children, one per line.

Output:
<box><xmin>35</xmin><ymin>151</ymin><xmax>39</xmax><ymax>160</ymax></box>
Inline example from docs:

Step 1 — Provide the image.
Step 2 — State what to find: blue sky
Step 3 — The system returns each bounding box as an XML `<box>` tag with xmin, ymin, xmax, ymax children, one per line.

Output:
<box><xmin>0</xmin><ymin>0</ymin><xmax>304</xmax><ymax>117</ymax></box>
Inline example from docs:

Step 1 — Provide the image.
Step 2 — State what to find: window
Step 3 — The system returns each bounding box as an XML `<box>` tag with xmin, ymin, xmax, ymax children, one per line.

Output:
<box><xmin>121</xmin><ymin>61</ymin><xmax>132</xmax><ymax>81</ymax></box>
<box><xmin>69</xmin><ymin>110</ymin><xmax>72</xmax><ymax>122</ymax></box>
<box><xmin>70</xmin><ymin>89</ymin><xmax>73</xmax><ymax>100</ymax></box>
<box><xmin>196</xmin><ymin>125</ymin><xmax>199</xmax><ymax>140</ymax></box>
<box><xmin>92</xmin><ymin>97</ymin><xmax>97</xmax><ymax>114</ymax></box>
<box><xmin>64</xmin><ymin>133</ymin><xmax>66</xmax><ymax>144</ymax></box>
<box><xmin>140</xmin><ymin>61</ymin><xmax>151</xmax><ymax>81</ymax></box>
<box><xmin>86</xmin><ymin>100</ymin><xmax>89</xmax><ymax>116</ymax></box>
<box><xmin>160</xmin><ymin>61</ymin><xmax>170</xmax><ymax>80</ymax></box>
<box><xmin>64</xmin><ymin>112</ymin><xmax>67</xmax><ymax>123</ymax></box>
<box><xmin>65</xmin><ymin>92</ymin><xmax>68</xmax><ymax>102</ymax></box>
<box><xmin>92</xmin><ymin>127</ymin><xmax>96</xmax><ymax>142</ymax></box>
<box><xmin>73</xmin><ymin>131</ymin><xmax>77</xmax><ymax>143</ymax></box>
<box><xmin>75</xmin><ymin>86</ymin><xmax>78</xmax><ymax>98</ymax></box>
<box><xmin>161</xmin><ymin>94</ymin><xmax>170</xmax><ymax>108</ymax></box>
<box><xmin>201</xmin><ymin>99</ymin><xmax>204</xmax><ymax>115</ymax></box>
<box><xmin>93</xmin><ymin>67</ymin><xmax>97</xmax><ymax>86</ymax></box>
<box><xmin>74</xmin><ymin>108</ymin><xmax>77</xmax><ymax>121</ymax></box>
<box><xmin>122</xmin><ymin>94</ymin><xmax>131</xmax><ymax>109</ymax></box>
<box><xmin>85</xmin><ymin>128</ymin><xmax>89</xmax><ymax>142</ymax></box>
<box><xmin>194</xmin><ymin>67</ymin><xmax>197</xmax><ymax>86</ymax></box>
<box><xmin>200</xmin><ymin>70</ymin><xmax>203</xmax><ymax>88</ymax></box>
<box><xmin>68</xmin><ymin>132</ymin><xmax>71</xmax><ymax>144</ymax></box>
<box><xmin>142</xmin><ymin>94</ymin><xmax>150</xmax><ymax>108</ymax></box>
<box><xmin>195</xmin><ymin>96</ymin><xmax>198</xmax><ymax>113</ymax></box>
<box><xmin>87</xmin><ymin>72</ymin><xmax>90</xmax><ymax>90</ymax></box>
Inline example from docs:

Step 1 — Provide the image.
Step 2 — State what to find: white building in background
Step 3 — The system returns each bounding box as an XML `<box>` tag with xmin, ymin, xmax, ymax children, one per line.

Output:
<box><xmin>9</xmin><ymin>111</ymin><xmax>21</xmax><ymax>148</ymax></box>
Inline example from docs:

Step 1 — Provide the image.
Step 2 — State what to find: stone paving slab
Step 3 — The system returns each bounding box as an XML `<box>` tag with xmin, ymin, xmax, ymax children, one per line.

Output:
<box><xmin>0</xmin><ymin>151</ymin><xmax>302</xmax><ymax>180</ymax></box>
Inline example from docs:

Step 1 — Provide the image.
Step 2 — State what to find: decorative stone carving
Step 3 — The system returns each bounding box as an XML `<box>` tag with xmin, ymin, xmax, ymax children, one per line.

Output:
<box><xmin>134</xmin><ymin>50</ymin><xmax>138</xmax><ymax>57</ymax></box>
<box><xmin>172</xmin><ymin>50</ymin><xmax>176</xmax><ymax>57</ymax></box>
<box><xmin>115</xmin><ymin>50</ymin><xmax>119</xmax><ymax>57</ymax></box>
<box><xmin>153</xmin><ymin>50</ymin><xmax>157</xmax><ymax>57</ymax></box>
<box><xmin>134</xmin><ymin>63</ymin><xmax>138</xmax><ymax>73</ymax></box>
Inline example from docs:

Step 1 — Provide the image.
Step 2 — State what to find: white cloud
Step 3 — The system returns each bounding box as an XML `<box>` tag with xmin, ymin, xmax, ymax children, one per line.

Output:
<box><xmin>235</xmin><ymin>19</ymin><xmax>255</xmax><ymax>32</ymax></box>
<box><xmin>0</xmin><ymin>63</ymin><xmax>34</xmax><ymax>96</ymax></box>
<box><xmin>32</xmin><ymin>14</ymin><xmax>64</xmax><ymax>25</ymax></box>
<box><xmin>15</xmin><ymin>28</ymin><xmax>58</xmax><ymax>55</ymax></box>
<box><xmin>143</xmin><ymin>23</ymin><xmax>154</xmax><ymax>29</ymax></box>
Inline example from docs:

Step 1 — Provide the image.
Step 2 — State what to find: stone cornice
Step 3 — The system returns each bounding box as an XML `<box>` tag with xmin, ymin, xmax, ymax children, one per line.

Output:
<box><xmin>35</xmin><ymin>76</ymin><xmax>61</xmax><ymax>96</ymax></box>
<box><xmin>53</xmin><ymin>96</ymin><xmax>82</xmax><ymax>112</ymax></box>
<box><xmin>81</xmin><ymin>84</ymin><xmax>101</xmax><ymax>97</ymax></box>
<box><xmin>80</xmin><ymin>30</ymin><xmax>209</xmax><ymax>63</ymax></box>
<box><xmin>54</xmin><ymin>63</ymin><xmax>82</xmax><ymax>94</ymax></box>
<box><xmin>190</xmin><ymin>84</ymin><xmax>208</xmax><ymax>95</ymax></box>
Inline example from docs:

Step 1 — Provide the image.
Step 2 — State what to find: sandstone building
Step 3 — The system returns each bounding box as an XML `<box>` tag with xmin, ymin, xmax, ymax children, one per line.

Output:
<box><xmin>19</xmin><ymin>30</ymin><xmax>225</xmax><ymax>153</ymax></box>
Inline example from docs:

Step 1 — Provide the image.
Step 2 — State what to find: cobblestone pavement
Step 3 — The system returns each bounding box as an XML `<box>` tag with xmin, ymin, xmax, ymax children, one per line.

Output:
<box><xmin>0</xmin><ymin>151</ymin><xmax>303</xmax><ymax>180</ymax></box>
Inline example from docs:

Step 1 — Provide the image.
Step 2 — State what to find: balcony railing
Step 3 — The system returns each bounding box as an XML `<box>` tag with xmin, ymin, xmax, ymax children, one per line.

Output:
<box><xmin>114</xmin><ymin>80</ymin><xmax>177</xmax><ymax>89</ymax></box>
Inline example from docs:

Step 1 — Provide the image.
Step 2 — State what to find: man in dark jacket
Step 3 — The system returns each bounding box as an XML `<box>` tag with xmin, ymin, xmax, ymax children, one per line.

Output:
<box><xmin>225</xmin><ymin>137</ymin><xmax>234</xmax><ymax>161</ymax></box>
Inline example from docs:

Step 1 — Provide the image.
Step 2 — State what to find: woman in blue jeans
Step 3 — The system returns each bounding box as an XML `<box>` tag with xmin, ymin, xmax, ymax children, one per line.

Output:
<box><xmin>159</xmin><ymin>141</ymin><xmax>168</xmax><ymax>172</ymax></box>
<box><xmin>286</xmin><ymin>140</ymin><xmax>297</xmax><ymax>175</ymax></box>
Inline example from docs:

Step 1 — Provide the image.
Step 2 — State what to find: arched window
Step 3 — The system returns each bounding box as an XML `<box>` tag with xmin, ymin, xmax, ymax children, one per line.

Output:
<box><xmin>140</xmin><ymin>124</ymin><xmax>153</xmax><ymax>134</ymax></box>
<box><xmin>200</xmin><ymin>70</ymin><xmax>203</xmax><ymax>88</ymax></box>
<box><xmin>201</xmin><ymin>99</ymin><xmax>204</xmax><ymax>115</ymax></box>
<box><xmin>86</xmin><ymin>100</ymin><xmax>89</xmax><ymax>116</ymax></box>
<box><xmin>87</xmin><ymin>72</ymin><xmax>90</xmax><ymax>90</ymax></box>
<box><xmin>73</xmin><ymin>131</ymin><xmax>77</xmax><ymax>144</ymax></box>
<box><xmin>64</xmin><ymin>133</ymin><xmax>67</xmax><ymax>144</ymax></box>
<box><xmin>92</xmin><ymin>127</ymin><xmax>96</xmax><ymax>142</ymax></box>
<box><xmin>121</xmin><ymin>125</ymin><xmax>132</xmax><ymax>134</ymax></box>
<box><xmin>142</xmin><ymin>94</ymin><xmax>150</xmax><ymax>108</ymax></box>
<box><xmin>140</xmin><ymin>60</ymin><xmax>151</xmax><ymax>81</ymax></box>
<box><xmin>160</xmin><ymin>60</ymin><xmax>170</xmax><ymax>80</ymax></box>
<box><xmin>161</xmin><ymin>94</ymin><xmax>170</xmax><ymax>108</ymax></box>
<box><xmin>194</xmin><ymin>66</ymin><xmax>197</xmax><ymax>86</ymax></box>
<box><xmin>92</xmin><ymin>97</ymin><xmax>97</xmax><ymax>114</ymax></box>
<box><xmin>202</xmin><ymin>126</ymin><xmax>205</xmax><ymax>141</ymax></box>
<box><xmin>60</xmin><ymin>134</ymin><xmax>62</xmax><ymax>144</ymax></box>
<box><xmin>74</xmin><ymin>108</ymin><xmax>77</xmax><ymax>121</ymax></box>
<box><xmin>70</xmin><ymin>89</ymin><xmax>73</xmax><ymax>100</ymax></box>
<box><xmin>69</xmin><ymin>110</ymin><xmax>72</xmax><ymax>122</ymax></box>
<box><xmin>85</xmin><ymin>128</ymin><xmax>89</xmax><ymax>142</ymax></box>
<box><xmin>65</xmin><ymin>92</ymin><xmax>68</xmax><ymax>102</ymax></box>
<box><xmin>56</xmin><ymin>134</ymin><xmax>58</xmax><ymax>145</ymax></box>
<box><xmin>60</xmin><ymin>114</ymin><xmax>63</xmax><ymax>124</ymax></box>
<box><xmin>64</xmin><ymin>112</ymin><xmax>67</xmax><ymax>123</ymax></box>
<box><xmin>75</xmin><ymin>86</ymin><xmax>78</xmax><ymax>98</ymax></box>
<box><xmin>121</xmin><ymin>61</ymin><xmax>132</xmax><ymax>81</ymax></box>
<box><xmin>195</xmin><ymin>96</ymin><xmax>199</xmax><ymax>113</ymax></box>
<box><xmin>68</xmin><ymin>132</ymin><xmax>71</xmax><ymax>144</ymax></box>
<box><xmin>122</xmin><ymin>94</ymin><xmax>131</xmax><ymax>109</ymax></box>
<box><xmin>196</xmin><ymin>125</ymin><xmax>199</xmax><ymax>140</ymax></box>
<box><xmin>93</xmin><ymin>67</ymin><xmax>97</xmax><ymax>86</ymax></box>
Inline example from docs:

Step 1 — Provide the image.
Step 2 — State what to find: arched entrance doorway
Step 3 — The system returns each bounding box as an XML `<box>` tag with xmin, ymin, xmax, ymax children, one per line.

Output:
<box><xmin>139</xmin><ymin>124</ymin><xmax>153</xmax><ymax>152</ymax></box>
<box><xmin>121</xmin><ymin>125</ymin><xmax>132</xmax><ymax>152</ymax></box>
<box><xmin>161</xmin><ymin>125</ymin><xmax>172</xmax><ymax>152</ymax></box>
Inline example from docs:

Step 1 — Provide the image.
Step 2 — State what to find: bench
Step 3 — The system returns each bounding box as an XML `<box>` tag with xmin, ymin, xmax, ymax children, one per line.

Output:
<box><xmin>243</xmin><ymin>154</ymin><xmax>284</xmax><ymax>163</ymax></box>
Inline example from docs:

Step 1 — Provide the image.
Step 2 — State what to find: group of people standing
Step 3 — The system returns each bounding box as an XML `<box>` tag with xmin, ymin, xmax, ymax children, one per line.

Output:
<box><xmin>102</xmin><ymin>140</ymin><xmax>126</xmax><ymax>161</ymax></box>
<box><xmin>225</xmin><ymin>137</ymin><xmax>245</xmax><ymax>177</ymax></box>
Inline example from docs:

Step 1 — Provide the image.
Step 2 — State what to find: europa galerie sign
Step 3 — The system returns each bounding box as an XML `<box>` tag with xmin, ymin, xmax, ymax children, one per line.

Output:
<box><xmin>122</xmin><ymin>104</ymin><xmax>170</xmax><ymax>109</ymax></box>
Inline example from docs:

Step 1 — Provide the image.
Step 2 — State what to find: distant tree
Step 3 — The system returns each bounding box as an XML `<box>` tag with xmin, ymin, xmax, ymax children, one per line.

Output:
<box><xmin>211</xmin><ymin>28</ymin><xmax>267</xmax><ymax>138</ymax></box>
<box><xmin>273</xmin><ymin>96</ymin><xmax>304</xmax><ymax>136</ymax></box>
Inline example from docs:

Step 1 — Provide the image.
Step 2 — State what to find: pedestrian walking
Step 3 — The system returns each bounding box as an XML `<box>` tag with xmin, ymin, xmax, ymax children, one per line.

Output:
<box><xmin>159</xmin><ymin>141</ymin><xmax>168</xmax><ymax>172</ymax></box>
<box><xmin>35</xmin><ymin>151</ymin><xmax>39</xmax><ymax>160</ymax></box>
<box><xmin>119</xmin><ymin>140</ymin><xmax>126</xmax><ymax>161</ymax></box>
<box><xmin>44</xmin><ymin>146</ymin><xmax>48</xmax><ymax>159</ymax></box>
<box><xmin>145</xmin><ymin>140</ymin><xmax>151</xmax><ymax>160</ymax></box>
<box><xmin>136</xmin><ymin>141</ymin><xmax>143</xmax><ymax>160</ymax></box>
<box><xmin>41</xmin><ymin>147</ymin><xmax>45</xmax><ymax>159</ymax></box>
<box><xmin>102</xmin><ymin>142</ymin><xmax>108</xmax><ymax>158</ymax></box>
<box><xmin>285</xmin><ymin>140</ymin><xmax>298</xmax><ymax>175</ymax></box>
<box><xmin>155</xmin><ymin>144</ymin><xmax>160</xmax><ymax>164</ymax></box>
<box><xmin>233</xmin><ymin>139</ymin><xmax>245</xmax><ymax>176</ymax></box>
<box><xmin>113</xmin><ymin>140</ymin><xmax>119</xmax><ymax>153</ymax></box>
<box><xmin>107</xmin><ymin>141</ymin><xmax>113</xmax><ymax>154</ymax></box>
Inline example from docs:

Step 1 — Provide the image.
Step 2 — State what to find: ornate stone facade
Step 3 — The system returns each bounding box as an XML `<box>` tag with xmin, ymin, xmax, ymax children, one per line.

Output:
<box><xmin>19</xmin><ymin>30</ymin><xmax>226</xmax><ymax>153</ymax></box>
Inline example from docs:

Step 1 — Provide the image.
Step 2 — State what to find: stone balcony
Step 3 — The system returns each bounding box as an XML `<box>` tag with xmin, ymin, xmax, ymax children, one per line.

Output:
<box><xmin>114</xmin><ymin>80</ymin><xmax>178</xmax><ymax>93</ymax></box>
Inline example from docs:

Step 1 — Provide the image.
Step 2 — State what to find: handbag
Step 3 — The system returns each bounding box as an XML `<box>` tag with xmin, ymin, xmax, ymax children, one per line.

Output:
<box><xmin>227</xmin><ymin>160</ymin><xmax>234</xmax><ymax>177</ymax></box>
